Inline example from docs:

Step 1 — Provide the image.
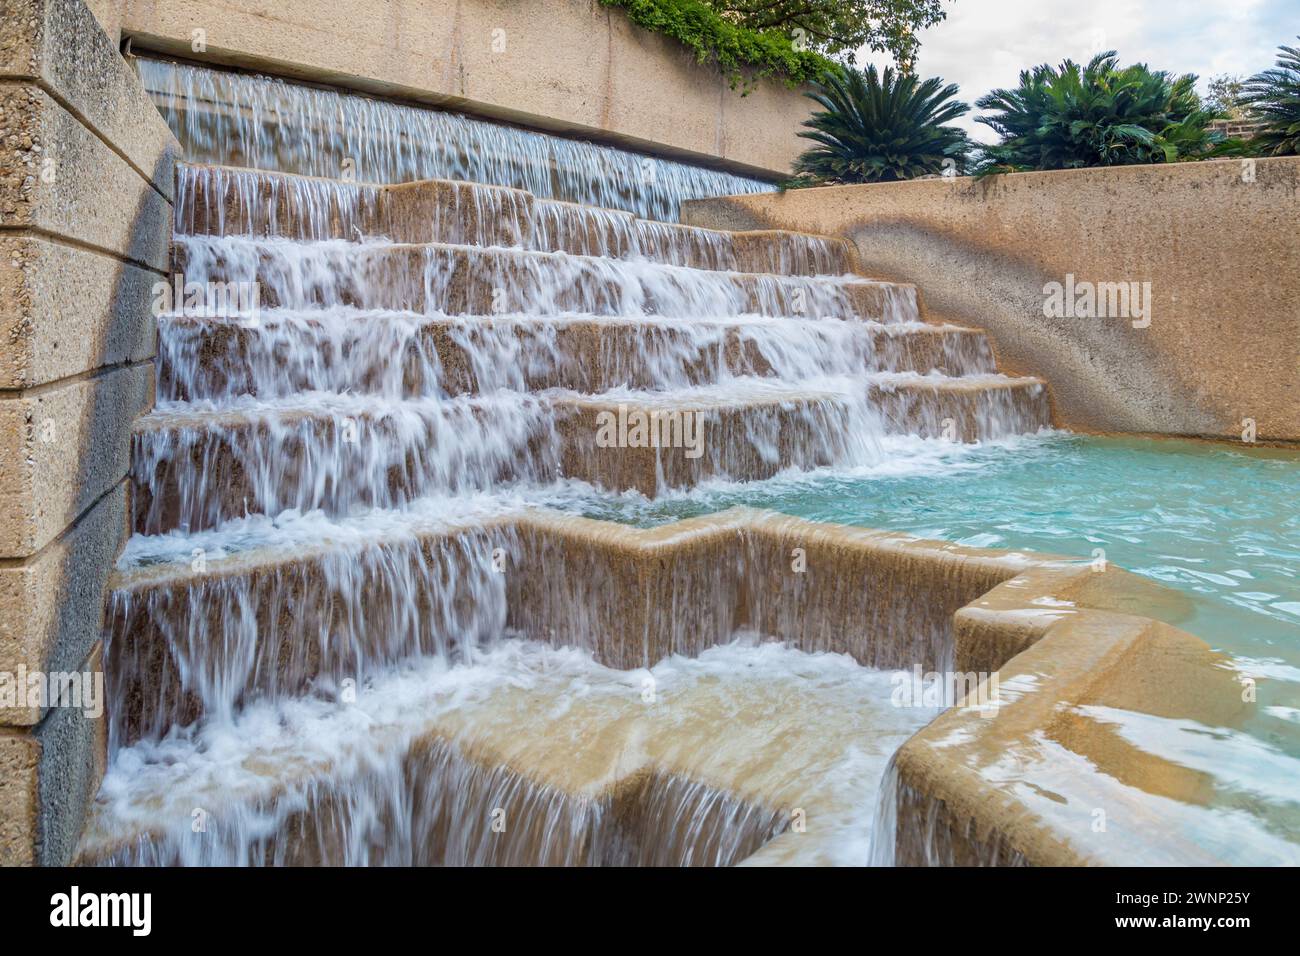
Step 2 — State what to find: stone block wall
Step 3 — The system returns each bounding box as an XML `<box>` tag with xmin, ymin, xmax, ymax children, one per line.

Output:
<box><xmin>0</xmin><ymin>0</ymin><xmax>177</xmax><ymax>865</ymax></box>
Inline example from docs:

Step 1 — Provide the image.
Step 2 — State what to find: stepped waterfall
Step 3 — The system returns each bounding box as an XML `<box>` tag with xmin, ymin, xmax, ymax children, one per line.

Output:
<box><xmin>82</xmin><ymin>59</ymin><xmax>1052</xmax><ymax>866</ymax></box>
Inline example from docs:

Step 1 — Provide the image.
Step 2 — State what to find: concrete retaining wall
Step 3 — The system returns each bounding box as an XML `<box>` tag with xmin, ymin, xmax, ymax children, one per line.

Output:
<box><xmin>0</xmin><ymin>0</ymin><xmax>177</xmax><ymax>864</ymax></box>
<box><xmin>102</xmin><ymin>0</ymin><xmax>814</xmax><ymax>179</ymax></box>
<box><xmin>683</xmin><ymin>159</ymin><xmax>1300</xmax><ymax>443</ymax></box>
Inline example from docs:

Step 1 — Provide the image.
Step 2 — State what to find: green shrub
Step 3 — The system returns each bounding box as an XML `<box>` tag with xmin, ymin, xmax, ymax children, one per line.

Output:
<box><xmin>792</xmin><ymin>64</ymin><xmax>971</xmax><ymax>183</ymax></box>
<box><xmin>689</xmin><ymin>0</ymin><xmax>948</xmax><ymax>67</ymax></box>
<box><xmin>597</xmin><ymin>0</ymin><xmax>838</xmax><ymax>90</ymax></box>
<box><xmin>1241</xmin><ymin>38</ymin><xmax>1300</xmax><ymax>156</ymax></box>
<box><xmin>975</xmin><ymin>52</ymin><xmax>1221</xmax><ymax>173</ymax></box>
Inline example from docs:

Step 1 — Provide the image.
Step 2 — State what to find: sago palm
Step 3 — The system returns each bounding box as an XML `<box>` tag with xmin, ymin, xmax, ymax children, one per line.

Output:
<box><xmin>793</xmin><ymin>64</ymin><xmax>971</xmax><ymax>183</ymax></box>
<box><xmin>976</xmin><ymin>52</ymin><xmax>1220</xmax><ymax>172</ymax></box>
<box><xmin>1241</xmin><ymin>38</ymin><xmax>1300</xmax><ymax>156</ymax></box>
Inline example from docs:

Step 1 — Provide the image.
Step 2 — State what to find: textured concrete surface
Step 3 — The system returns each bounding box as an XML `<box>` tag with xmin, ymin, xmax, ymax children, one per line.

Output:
<box><xmin>0</xmin><ymin>643</ymin><xmax>106</xmax><ymax>866</ymax></box>
<box><xmin>0</xmin><ymin>726</ymin><xmax>39</xmax><ymax>864</ymax></box>
<box><xmin>111</xmin><ymin>0</ymin><xmax>813</xmax><ymax>178</ymax></box>
<box><xmin>84</xmin><ymin>0</ymin><xmax>124</xmax><ymax>45</ymax></box>
<box><xmin>0</xmin><ymin>484</ymin><xmax>125</xmax><ymax>727</ymax></box>
<box><xmin>0</xmin><ymin>0</ymin><xmax>178</xmax><ymax>196</ymax></box>
<box><xmin>683</xmin><ymin>158</ymin><xmax>1300</xmax><ymax>442</ymax></box>
<box><xmin>890</xmin><ymin>609</ymin><xmax>1254</xmax><ymax>865</ymax></box>
<box><xmin>0</xmin><ymin>0</ymin><xmax>171</xmax><ymax>864</ymax></box>
<box><xmin>0</xmin><ymin>84</ymin><xmax>171</xmax><ymax>269</ymax></box>
<box><xmin>0</xmin><ymin>236</ymin><xmax>157</xmax><ymax>389</ymax></box>
<box><xmin>0</xmin><ymin>363</ymin><xmax>151</xmax><ymax>556</ymax></box>
<box><xmin>31</xmin><ymin>642</ymin><xmax>107</xmax><ymax>865</ymax></box>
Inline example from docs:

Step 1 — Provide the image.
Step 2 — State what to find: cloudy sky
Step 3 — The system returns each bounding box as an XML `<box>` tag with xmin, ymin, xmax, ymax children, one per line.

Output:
<box><xmin>858</xmin><ymin>0</ymin><xmax>1296</xmax><ymax>142</ymax></box>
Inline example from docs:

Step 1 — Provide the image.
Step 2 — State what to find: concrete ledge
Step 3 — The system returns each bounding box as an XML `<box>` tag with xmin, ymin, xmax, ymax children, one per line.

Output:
<box><xmin>0</xmin><ymin>83</ymin><xmax>171</xmax><ymax>270</ymax></box>
<box><xmin>114</xmin><ymin>0</ymin><xmax>811</xmax><ymax>178</ymax></box>
<box><xmin>79</xmin><ymin>703</ymin><xmax>783</xmax><ymax>866</ymax></box>
<box><xmin>0</xmin><ymin>236</ymin><xmax>157</xmax><ymax>389</ymax></box>
<box><xmin>954</xmin><ymin>562</ymin><xmax>1197</xmax><ymax>676</ymax></box>
<box><xmin>0</xmin><ymin>0</ymin><xmax>179</xmax><ymax>197</ymax></box>
<box><xmin>175</xmin><ymin>163</ymin><xmax>853</xmax><ymax>272</ymax></box>
<box><xmin>106</xmin><ymin>507</ymin><xmax>1050</xmax><ymax>741</ymax></box>
<box><xmin>887</xmin><ymin>610</ymin><xmax>1261</xmax><ymax>865</ymax></box>
<box><xmin>157</xmin><ymin>315</ymin><xmax>985</xmax><ymax>402</ymax></box>
<box><xmin>0</xmin><ymin>484</ymin><xmax>125</xmax><ymax>727</ymax></box>
<box><xmin>683</xmin><ymin>158</ymin><xmax>1300</xmax><ymax>442</ymax></box>
<box><xmin>0</xmin><ymin>364</ymin><xmax>151</xmax><ymax>556</ymax></box>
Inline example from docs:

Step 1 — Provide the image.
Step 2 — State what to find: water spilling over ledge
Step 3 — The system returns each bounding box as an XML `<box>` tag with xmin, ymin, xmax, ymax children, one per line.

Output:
<box><xmin>140</xmin><ymin>58</ymin><xmax>777</xmax><ymax>222</ymax></box>
<box><xmin>81</xmin><ymin>56</ymin><xmax>1293</xmax><ymax>868</ymax></box>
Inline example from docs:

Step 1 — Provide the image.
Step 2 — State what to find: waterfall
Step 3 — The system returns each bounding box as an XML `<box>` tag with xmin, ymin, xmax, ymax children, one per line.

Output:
<box><xmin>139</xmin><ymin>58</ymin><xmax>776</xmax><ymax>222</ymax></box>
<box><xmin>83</xmin><ymin>58</ymin><xmax>1051</xmax><ymax>866</ymax></box>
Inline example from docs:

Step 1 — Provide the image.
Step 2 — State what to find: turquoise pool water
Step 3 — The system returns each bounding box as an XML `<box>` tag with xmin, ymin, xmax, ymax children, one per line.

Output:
<box><xmin>573</xmin><ymin>433</ymin><xmax>1300</xmax><ymax>670</ymax></box>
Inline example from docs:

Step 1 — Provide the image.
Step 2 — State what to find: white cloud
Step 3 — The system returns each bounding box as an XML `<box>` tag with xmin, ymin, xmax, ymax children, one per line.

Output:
<box><xmin>859</xmin><ymin>0</ymin><xmax>1294</xmax><ymax>142</ymax></box>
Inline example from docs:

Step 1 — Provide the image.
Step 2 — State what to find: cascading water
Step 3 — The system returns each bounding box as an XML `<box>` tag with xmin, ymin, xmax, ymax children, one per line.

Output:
<box><xmin>141</xmin><ymin>59</ymin><xmax>776</xmax><ymax>221</ymax></box>
<box><xmin>84</xmin><ymin>57</ymin><xmax>1052</xmax><ymax>866</ymax></box>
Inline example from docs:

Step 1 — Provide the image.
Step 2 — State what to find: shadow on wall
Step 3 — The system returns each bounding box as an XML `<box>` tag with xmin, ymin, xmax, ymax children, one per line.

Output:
<box><xmin>28</xmin><ymin>141</ymin><xmax>172</xmax><ymax>864</ymax></box>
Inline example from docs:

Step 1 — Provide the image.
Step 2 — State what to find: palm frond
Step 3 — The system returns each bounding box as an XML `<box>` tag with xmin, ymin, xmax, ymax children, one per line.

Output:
<box><xmin>1241</xmin><ymin>39</ymin><xmax>1300</xmax><ymax>156</ymax></box>
<box><xmin>974</xmin><ymin>51</ymin><xmax>1219</xmax><ymax>172</ymax></box>
<box><xmin>793</xmin><ymin>64</ymin><xmax>972</xmax><ymax>184</ymax></box>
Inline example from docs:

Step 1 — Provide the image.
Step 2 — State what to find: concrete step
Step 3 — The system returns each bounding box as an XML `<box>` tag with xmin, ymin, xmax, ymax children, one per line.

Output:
<box><xmin>104</xmin><ymin>509</ymin><xmax>517</xmax><ymax>747</ymax></box>
<box><xmin>176</xmin><ymin>163</ymin><xmax>855</xmax><ymax>274</ymax></box>
<box><xmin>81</xmin><ymin>629</ymin><xmax>821</xmax><ymax>868</ymax></box>
<box><xmin>128</xmin><ymin>391</ymin><xmax>559</xmax><ymax>535</ymax></box>
<box><xmin>102</xmin><ymin>506</ymin><xmax>1043</xmax><ymax>752</ymax></box>
<box><xmin>868</xmin><ymin>374</ymin><xmax>1051</xmax><ymax>442</ymax></box>
<box><xmin>170</xmin><ymin>235</ymin><xmax>907</xmax><ymax>320</ymax></box>
<box><xmin>78</xmin><ymin>710</ymin><xmax>790</xmax><ymax>866</ymax></box>
<box><xmin>130</xmin><ymin>375</ymin><xmax>1047</xmax><ymax>535</ymax></box>
<box><xmin>157</xmin><ymin>312</ymin><xmax>999</xmax><ymax>403</ymax></box>
<box><xmin>127</xmin><ymin>383</ymin><xmax>870</xmax><ymax>533</ymax></box>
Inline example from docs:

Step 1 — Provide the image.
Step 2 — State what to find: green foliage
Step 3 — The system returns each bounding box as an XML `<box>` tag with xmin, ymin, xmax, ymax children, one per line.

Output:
<box><xmin>597</xmin><ymin>0</ymin><xmax>838</xmax><ymax>90</ymax></box>
<box><xmin>699</xmin><ymin>0</ymin><xmax>949</xmax><ymax>67</ymax></box>
<box><xmin>974</xmin><ymin>52</ymin><xmax>1222</xmax><ymax>173</ymax></box>
<box><xmin>1241</xmin><ymin>38</ymin><xmax>1300</xmax><ymax>156</ymax></box>
<box><xmin>793</xmin><ymin>64</ymin><xmax>971</xmax><ymax>183</ymax></box>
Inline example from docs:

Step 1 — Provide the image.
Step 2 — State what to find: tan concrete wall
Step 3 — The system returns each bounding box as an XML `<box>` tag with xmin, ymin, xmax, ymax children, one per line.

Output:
<box><xmin>683</xmin><ymin>159</ymin><xmax>1300</xmax><ymax>442</ymax></box>
<box><xmin>0</xmin><ymin>0</ymin><xmax>177</xmax><ymax>864</ymax></box>
<box><xmin>105</xmin><ymin>0</ymin><xmax>813</xmax><ymax>179</ymax></box>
